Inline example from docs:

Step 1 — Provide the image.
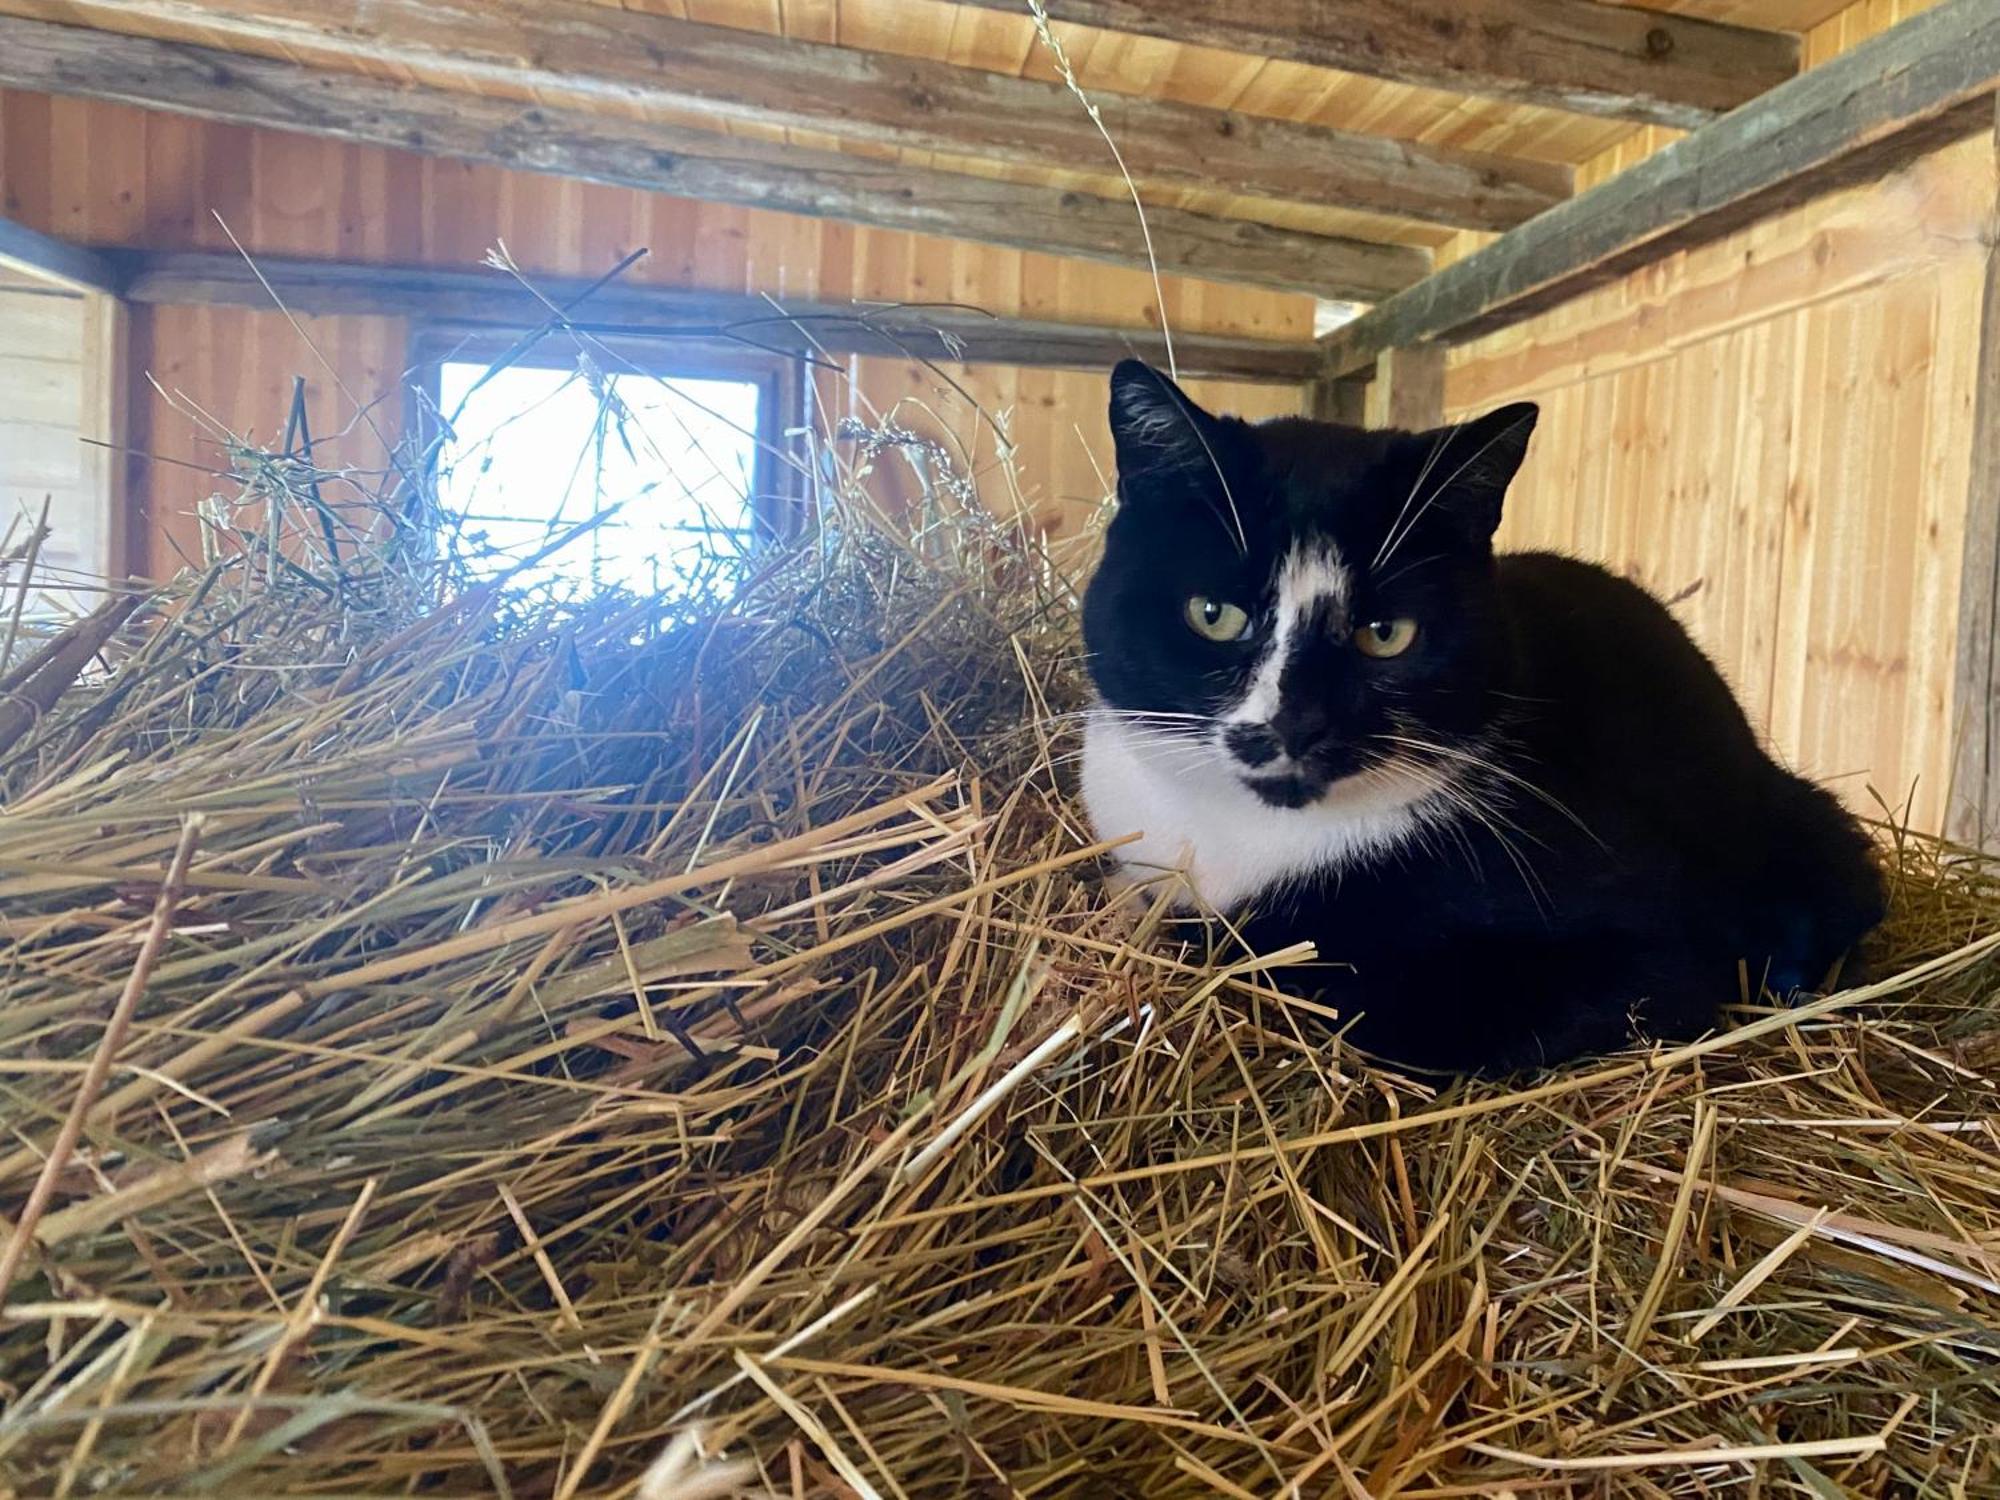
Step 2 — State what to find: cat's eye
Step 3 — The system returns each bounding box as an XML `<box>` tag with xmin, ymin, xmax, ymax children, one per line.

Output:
<box><xmin>1185</xmin><ymin>596</ymin><xmax>1251</xmax><ymax>642</ymax></box>
<box><xmin>1354</xmin><ymin>618</ymin><xmax>1419</xmax><ymax>658</ymax></box>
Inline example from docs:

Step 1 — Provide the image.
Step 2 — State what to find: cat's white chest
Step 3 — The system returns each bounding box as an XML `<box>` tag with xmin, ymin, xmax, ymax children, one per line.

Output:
<box><xmin>1080</xmin><ymin>713</ymin><xmax>1430</xmax><ymax>913</ymax></box>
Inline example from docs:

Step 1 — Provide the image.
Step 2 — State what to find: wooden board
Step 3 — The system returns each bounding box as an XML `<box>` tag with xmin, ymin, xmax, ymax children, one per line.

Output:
<box><xmin>1948</xmin><ymin>102</ymin><xmax>2000</xmax><ymax>848</ymax></box>
<box><xmin>117</xmin><ymin>251</ymin><xmax>1325</xmax><ymax>382</ymax></box>
<box><xmin>1322</xmin><ymin>0</ymin><xmax>2000</xmax><ymax>375</ymax></box>
<box><xmin>943</xmin><ymin>0</ymin><xmax>1799</xmax><ymax>128</ymax></box>
<box><xmin>0</xmin><ymin>15</ymin><xmax>1431</xmax><ymax>302</ymax></box>
<box><xmin>0</xmin><ymin>281</ymin><xmax>123</xmax><ymax>615</ymax></box>
<box><xmin>0</xmin><ymin>74</ymin><xmax>1325</xmax><ymax>575</ymax></box>
<box><xmin>7</xmin><ymin>0</ymin><xmax>1571</xmax><ymax>234</ymax></box>
<box><xmin>1449</xmin><ymin>131</ymin><xmax>1997</xmax><ymax>833</ymax></box>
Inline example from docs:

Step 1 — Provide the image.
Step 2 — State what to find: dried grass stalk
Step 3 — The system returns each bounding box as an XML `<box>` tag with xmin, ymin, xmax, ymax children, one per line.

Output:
<box><xmin>1</xmin><ymin>379</ymin><xmax>1998</xmax><ymax>1500</ymax></box>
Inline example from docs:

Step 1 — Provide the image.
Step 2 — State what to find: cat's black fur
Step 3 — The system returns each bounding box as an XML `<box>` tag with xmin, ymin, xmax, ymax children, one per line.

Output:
<box><xmin>1083</xmin><ymin>359</ymin><xmax>1884</xmax><ymax>1074</ymax></box>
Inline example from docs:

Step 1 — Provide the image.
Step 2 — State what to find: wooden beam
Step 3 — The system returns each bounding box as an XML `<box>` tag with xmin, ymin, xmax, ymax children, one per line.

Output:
<box><xmin>1948</xmin><ymin>98</ymin><xmax>2000</xmax><ymax>851</ymax></box>
<box><xmin>950</xmin><ymin>0</ymin><xmax>1798</xmax><ymax>130</ymax></box>
<box><xmin>0</xmin><ymin>0</ymin><xmax>1570</xmax><ymax>234</ymax></box>
<box><xmin>1321</xmin><ymin>0</ymin><xmax>2000</xmax><ymax>377</ymax></box>
<box><xmin>0</xmin><ymin>214</ymin><xmax>123</xmax><ymax>295</ymax></box>
<box><xmin>1370</xmin><ymin>346</ymin><xmax>1447</xmax><ymax>431</ymax></box>
<box><xmin>113</xmin><ymin>251</ymin><xmax>1326</xmax><ymax>384</ymax></box>
<box><xmin>0</xmin><ymin>16</ymin><xmax>1428</xmax><ymax>304</ymax></box>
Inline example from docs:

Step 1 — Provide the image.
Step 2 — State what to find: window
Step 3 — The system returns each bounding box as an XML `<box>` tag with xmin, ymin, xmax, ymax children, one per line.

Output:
<box><xmin>421</xmin><ymin>337</ymin><xmax>801</xmax><ymax>598</ymax></box>
<box><xmin>0</xmin><ymin>272</ymin><xmax>122</xmax><ymax>622</ymax></box>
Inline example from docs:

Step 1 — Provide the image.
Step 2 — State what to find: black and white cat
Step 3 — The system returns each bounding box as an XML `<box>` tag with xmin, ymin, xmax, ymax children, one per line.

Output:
<box><xmin>1080</xmin><ymin>360</ymin><xmax>1884</xmax><ymax>1073</ymax></box>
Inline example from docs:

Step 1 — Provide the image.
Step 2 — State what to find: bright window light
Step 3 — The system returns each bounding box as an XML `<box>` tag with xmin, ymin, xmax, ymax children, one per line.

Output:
<box><xmin>435</xmin><ymin>361</ymin><xmax>764</xmax><ymax>596</ymax></box>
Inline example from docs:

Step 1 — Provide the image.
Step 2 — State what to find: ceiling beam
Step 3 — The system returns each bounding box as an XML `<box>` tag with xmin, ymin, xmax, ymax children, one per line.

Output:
<box><xmin>0</xmin><ymin>214</ymin><xmax>124</xmax><ymax>295</ymax></box>
<box><xmin>0</xmin><ymin>0</ymin><xmax>1570</xmax><ymax>234</ymax></box>
<box><xmin>114</xmin><ymin>250</ymin><xmax>1327</xmax><ymax>382</ymax></box>
<box><xmin>949</xmin><ymin>0</ymin><xmax>1799</xmax><ymax>130</ymax></box>
<box><xmin>1321</xmin><ymin>0</ymin><xmax>2000</xmax><ymax>379</ymax></box>
<box><xmin>0</xmin><ymin>16</ymin><xmax>1428</xmax><ymax>303</ymax></box>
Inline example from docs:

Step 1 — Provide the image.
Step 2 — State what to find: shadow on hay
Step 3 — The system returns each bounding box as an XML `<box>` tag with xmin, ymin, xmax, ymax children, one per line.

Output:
<box><xmin>1</xmin><ymin>348</ymin><xmax>1998</xmax><ymax>1497</ymax></box>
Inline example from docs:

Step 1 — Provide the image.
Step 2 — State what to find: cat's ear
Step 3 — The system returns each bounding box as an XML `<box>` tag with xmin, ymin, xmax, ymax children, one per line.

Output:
<box><xmin>1108</xmin><ymin>359</ymin><xmax>1221</xmax><ymax>493</ymax></box>
<box><xmin>1422</xmin><ymin>401</ymin><xmax>1538</xmax><ymax>540</ymax></box>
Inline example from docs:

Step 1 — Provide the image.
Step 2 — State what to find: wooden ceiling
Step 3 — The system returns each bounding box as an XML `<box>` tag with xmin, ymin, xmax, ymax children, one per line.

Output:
<box><xmin>0</xmin><ymin>0</ymin><xmax>1864</xmax><ymax>303</ymax></box>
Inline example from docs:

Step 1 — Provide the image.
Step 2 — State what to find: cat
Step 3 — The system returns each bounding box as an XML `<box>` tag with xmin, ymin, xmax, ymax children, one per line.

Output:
<box><xmin>1079</xmin><ymin>359</ymin><xmax>1885</xmax><ymax>1074</ymax></box>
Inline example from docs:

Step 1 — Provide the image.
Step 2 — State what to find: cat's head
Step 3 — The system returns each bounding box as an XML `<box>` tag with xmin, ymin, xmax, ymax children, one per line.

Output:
<box><xmin>1082</xmin><ymin>359</ymin><xmax>1537</xmax><ymax>810</ymax></box>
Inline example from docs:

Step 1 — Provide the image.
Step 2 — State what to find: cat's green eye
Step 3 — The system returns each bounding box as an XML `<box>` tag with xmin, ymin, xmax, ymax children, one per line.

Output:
<box><xmin>1185</xmin><ymin>596</ymin><xmax>1251</xmax><ymax>642</ymax></box>
<box><xmin>1354</xmin><ymin>618</ymin><xmax>1419</xmax><ymax>659</ymax></box>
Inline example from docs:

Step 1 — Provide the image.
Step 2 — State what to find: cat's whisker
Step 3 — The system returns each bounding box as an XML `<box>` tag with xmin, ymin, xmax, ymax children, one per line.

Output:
<box><xmin>1045</xmin><ymin>707</ymin><xmax>1213</xmax><ymax>729</ymax></box>
<box><xmin>1374</xmin><ymin>411</ymin><xmax>1535</xmax><ymax>573</ymax></box>
<box><xmin>1377</xmin><ymin>730</ymin><xmax>1599</xmax><ymax>847</ymax></box>
<box><xmin>1363</xmin><ymin>740</ymin><xmax>1557</xmax><ymax>912</ymax></box>
<box><xmin>1369</xmin><ymin>552</ymin><xmax>1448</xmax><ymax>593</ymax></box>
<box><xmin>1371</xmin><ymin>426</ymin><xmax>1453</xmax><ymax>572</ymax></box>
<box><xmin>1125</xmin><ymin>365</ymin><xmax>1248</xmax><ymax>556</ymax></box>
<box><xmin>1402</xmin><ymin>761</ymin><xmax>1552</xmax><ymax>912</ymax></box>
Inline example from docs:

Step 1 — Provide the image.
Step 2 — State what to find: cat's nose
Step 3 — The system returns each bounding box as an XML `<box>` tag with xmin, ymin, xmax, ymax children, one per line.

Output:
<box><xmin>1270</xmin><ymin>702</ymin><xmax>1335</xmax><ymax>759</ymax></box>
<box><xmin>1224</xmin><ymin>723</ymin><xmax>1281</xmax><ymax>768</ymax></box>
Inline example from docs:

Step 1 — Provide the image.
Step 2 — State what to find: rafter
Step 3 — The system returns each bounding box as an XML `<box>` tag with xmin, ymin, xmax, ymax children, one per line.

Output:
<box><xmin>0</xmin><ymin>16</ymin><xmax>1429</xmax><ymax>303</ymax></box>
<box><xmin>1321</xmin><ymin>0</ymin><xmax>2000</xmax><ymax>379</ymax></box>
<box><xmin>112</xmin><ymin>251</ymin><xmax>1327</xmax><ymax>382</ymax></box>
<box><xmin>0</xmin><ymin>0</ymin><xmax>1570</xmax><ymax>233</ymax></box>
<box><xmin>950</xmin><ymin>0</ymin><xmax>1799</xmax><ymax>130</ymax></box>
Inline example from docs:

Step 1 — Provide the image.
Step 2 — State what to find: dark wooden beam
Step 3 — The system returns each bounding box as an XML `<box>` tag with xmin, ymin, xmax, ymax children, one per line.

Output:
<box><xmin>1321</xmin><ymin>0</ymin><xmax>2000</xmax><ymax>378</ymax></box>
<box><xmin>113</xmin><ymin>251</ymin><xmax>1325</xmax><ymax>384</ymax></box>
<box><xmin>0</xmin><ymin>16</ymin><xmax>1429</xmax><ymax>303</ymax></box>
<box><xmin>1948</xmin><ymin>98</ymin><xmax>2000</xmax><ymax>851</ymax></box>
<box><xmin>950</xmin><ymin>0</ymin><xmax>1798</xmax><ymax>130</ymax></box>
<box><xmin>1372</xmin><ymin>346</ymin><xmax>1447</xmax><ymax>431</ymax></box>
<box><xmin>0</xmin><ymin>214</ymin><xmax>124</xmax><ymax>295</ymax></box>
<box><xmin>6</xmin><ymin>0</ymin><xmax>1570</xmax><ymax>233</ymax></box>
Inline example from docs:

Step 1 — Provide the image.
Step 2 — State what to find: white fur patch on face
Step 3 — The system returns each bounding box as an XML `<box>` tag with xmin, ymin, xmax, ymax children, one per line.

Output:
<box><xmin>1081</xmin><ymin>710</ymin><xmax>1444</xmax><ymax>913</ymax></box>
<box><xmin>1225</xmin><ymin>540</ymin><xmax>1352</xmax><ymax>728</ymax></box>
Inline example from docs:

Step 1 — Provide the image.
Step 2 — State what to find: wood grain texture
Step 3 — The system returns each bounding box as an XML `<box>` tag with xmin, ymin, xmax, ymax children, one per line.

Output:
<box><xmin>1947</xmin><ymin>101</ymin><xmax>2000</xmax><ymax>848</ymax></box>
<box><xmin>0</xmin><ymin>282</ymin><xmax>125</xmax><ymax>612</ymax></box>
<box><xmin>126</xmin><ymin>303</ymin><xmax>409</xmax><ymax>579</ymax></box>
<box><xmin>1322</xmin><ymin>0</ymin><xmax>2000</xmax><ymax>375</ymax></box>
<box><xmin>0</xmin><ymin>14</ymin><xmax>1430</xmax><ymax>301</ymax></box>
<box><xmin>2</xmin><ymin>0</ymin><xmax>1569</xmax><ymax>233</ymax></box>
<box><xmin>946</xmin><ymin>0</ymin><xmax>1799</xmax><ymax>128</ymax></box>
<box><xmin>1367</xmin><ymin>345</ymin><xmax>1447</xmax><ymax>429</ymax></box>
<box><xmin>116</xmin><ymin>251</ymin><xmax>1324</xmax><ymax>382</ymax></box>
<box><xmin>0</xmin><ymin>85</ymin><xmax>1321</xmax><ymax>563</ymax></box>
<box><xmin>1448</xmin><ymin>131</ymin><xmax>1996</xmax><ymax>834</ymax></box>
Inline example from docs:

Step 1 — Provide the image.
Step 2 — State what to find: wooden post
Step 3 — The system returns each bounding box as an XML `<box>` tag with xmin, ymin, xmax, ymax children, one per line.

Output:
<box><xmin>1367</xmin><ymin>344</ymin><xmax>1447</xmax><ymax>430</ymax></box>
<box><xmin>81</xmin><ymin>293</ymin><xmax>134</xmax><ymax>581</ymax></box>
<box><xmin>1308</xmin><ymin>343</ymin><xmax>1445</xmax><ymax>429</ymax></box>
<box><xmin>1308</xmin><ymin>373</ymin><xmax>1368</xmax><ymax>426</ymax></box>
<box><xmin>1947</xmin><ymin>101</ymin><xmax>2000</xmax><ymax>850</ymax></box>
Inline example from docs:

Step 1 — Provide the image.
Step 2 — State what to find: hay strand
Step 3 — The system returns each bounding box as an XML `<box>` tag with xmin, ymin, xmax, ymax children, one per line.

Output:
<box><xmin>2</xmin><ymin>364</ymin><xmax>1998</xmax><ymax>1498</ymax></box>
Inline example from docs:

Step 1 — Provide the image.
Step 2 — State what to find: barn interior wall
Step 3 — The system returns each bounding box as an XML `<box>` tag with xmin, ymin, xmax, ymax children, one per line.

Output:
<box><xmin>0</xmin><ymin>88</ymin><xmax>1310</xmax><ymax>580</ymax></box>
<box><xmin>1446</xmin><ymin>130</ymin><xmax>1998</xmax><ymax>834</ymax></box>
<box><xmin>5</xmin><ymin>0</ymin><xmax>1990</xmax><ymax>841</ymax></box>
<box><xmin>0</xmin><ymin>275</ymin><xmax>122</xmax><ymax>600</ymax></box>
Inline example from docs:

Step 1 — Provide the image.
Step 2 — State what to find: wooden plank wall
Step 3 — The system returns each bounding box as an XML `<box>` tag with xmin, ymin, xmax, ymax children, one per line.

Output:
<box><xmin>0</xmin><ymin>89</ymin><xmax>1310</xmax><ymax>578</ymax></box>
<box><xmin>1447</xmin><ymin>131</ymin><xmax>1996</xmax><ymax>833</ymax></box>
<box><xmin>0</xmin><ymin>276</ymin><xmax>123</xmax><ymax>603</ymax></box>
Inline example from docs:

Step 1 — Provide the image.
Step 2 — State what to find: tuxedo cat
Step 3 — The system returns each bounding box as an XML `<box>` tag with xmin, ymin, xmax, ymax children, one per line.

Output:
<box><xmin>1080</xmin><ymin>360</ymin><xmax>1883</xmax><ymax>1074</ymax></box>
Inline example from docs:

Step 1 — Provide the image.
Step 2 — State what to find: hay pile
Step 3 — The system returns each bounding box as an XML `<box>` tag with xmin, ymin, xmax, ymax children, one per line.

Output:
<box><xmin>3</xmin><ymin>422</ymin><xmax>2000</xmax><ymax>1499</ymax></box>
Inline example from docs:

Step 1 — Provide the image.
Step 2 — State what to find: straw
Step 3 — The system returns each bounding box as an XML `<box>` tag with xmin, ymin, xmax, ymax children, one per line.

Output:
<box><xmin>1</xmin><ymin>348</ymin><xmax>1997</xmax><ymax>1498</ymax></box>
